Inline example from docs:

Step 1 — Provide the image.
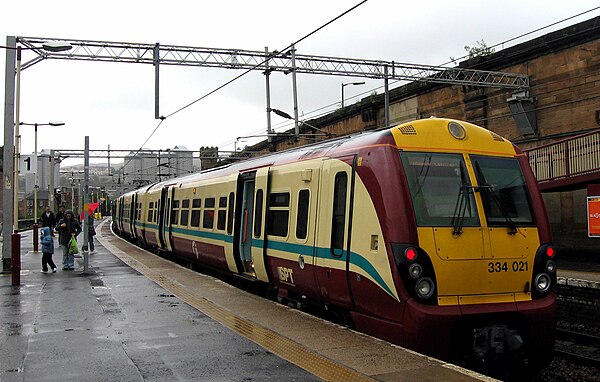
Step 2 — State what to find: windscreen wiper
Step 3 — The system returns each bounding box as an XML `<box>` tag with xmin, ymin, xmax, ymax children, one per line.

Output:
<box><xmin>451</xmin><ymin>165</ymin><xmax>472</xmax><ymax>236</ymax></box>
<box><xmin>474</xmin><ymin>162</ymin><xmax>518</xmax><ymax>235</ymax></box>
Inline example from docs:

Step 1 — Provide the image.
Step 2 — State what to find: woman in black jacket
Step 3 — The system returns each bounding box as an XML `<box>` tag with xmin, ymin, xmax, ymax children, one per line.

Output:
<box><xmin>55</xmin><ymin>210</ymin><xmax>81</xmax><ymax>270</ymax></box>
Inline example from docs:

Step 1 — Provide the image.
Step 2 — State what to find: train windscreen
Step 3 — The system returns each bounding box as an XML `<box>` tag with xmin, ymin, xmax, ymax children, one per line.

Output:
<box><xmin>401</xmin><ymin>152</ymin><xmax>479</xmax><ymax>227</ymax></box>
<box><xmin>471</xmin><ymin>155</ymin><xmax>535</xmax><ymax>226</ymax></box>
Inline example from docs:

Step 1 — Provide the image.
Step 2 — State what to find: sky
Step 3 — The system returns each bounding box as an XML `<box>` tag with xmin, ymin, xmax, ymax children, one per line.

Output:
<box><xmin>1</xmin><ymin>1</ymin><xmax>600</xmax><ymax>167</ymax></box>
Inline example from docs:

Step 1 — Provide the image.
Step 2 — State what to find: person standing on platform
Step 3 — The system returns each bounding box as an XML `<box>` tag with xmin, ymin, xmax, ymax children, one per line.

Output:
<box><xmin>55</xmin><ymin>205</ymin><xmax>65</xmax><ymax>227</ymax></box>
<box><xmin>40</xmin><ymin>227</ymin><xmax>57</xmax><ymax>273</ymax></box>
<box><xmin>56</xmin><ymin>210</ymin><xmax>81</xmax><ymax>270</ymax></box>
<box><xmin>39</xmin><ymin>206</ymin><xmax>56</xmax><ymax>232</ymax></box>
<box><xmin>84</xmin><ymin>213</ymin><xmax>97</xmax><ymax>254</ymax></box>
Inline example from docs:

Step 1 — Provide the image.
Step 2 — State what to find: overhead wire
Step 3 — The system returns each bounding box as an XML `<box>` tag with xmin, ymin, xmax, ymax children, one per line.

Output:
<box><xmin>132</xmin><ymin>4</ymin><xmax>600</xmax><ymax>162</ymax></box>
<box><xmin>220</xmin><ymin>5</ymin><xmax>600</xmax><ymax>147</ymax></box>
<box><xmin>128</xmin><ymin>0</ymin><xmax>369</xmax><ymax>164</ymax></box>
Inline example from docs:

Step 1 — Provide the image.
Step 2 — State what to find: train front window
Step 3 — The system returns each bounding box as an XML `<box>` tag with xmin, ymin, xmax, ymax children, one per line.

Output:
<box><xmin>401</xmin><ymin>152</ymin><xmax>479</xmax><ymax>227</ymax></box>
<box><xmin>471</xmin><ymin>155</ymin><xmax>534</xmax><ymax>226</ymax></box>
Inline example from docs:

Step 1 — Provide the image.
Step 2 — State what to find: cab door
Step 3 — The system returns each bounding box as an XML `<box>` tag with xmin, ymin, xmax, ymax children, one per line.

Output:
<box><xmin>315</xmin><ymin>156</ymin><xmax>356</xmax><ymax>308</ymax></box>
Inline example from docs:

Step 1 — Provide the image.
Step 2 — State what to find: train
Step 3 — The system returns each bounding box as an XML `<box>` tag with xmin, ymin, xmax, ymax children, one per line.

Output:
<box><xmin>113</xmin><ymin>118</ymin><xmax>556</xmax><ymax>375</ymax></box>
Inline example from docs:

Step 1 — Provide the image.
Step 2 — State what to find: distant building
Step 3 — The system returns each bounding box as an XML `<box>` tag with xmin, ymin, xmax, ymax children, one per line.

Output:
<box><xmin>123</xmin><ymin>150</ymin><xmax>158</xmax><ymax>185</ymax></box>
<box><xmin>18</xmin><ymin>189</ymin><xmax>52</xmax><ymax>219</ymax></box>
<box><xmin>157</xmin><ymin>146</ymin><xmax>194</xmax><ymax>179</ymax></box>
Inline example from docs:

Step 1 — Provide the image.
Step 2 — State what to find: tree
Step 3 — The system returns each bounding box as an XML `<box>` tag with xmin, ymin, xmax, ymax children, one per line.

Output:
<box><xmin>464</xmin><ymin>39</ymin><xmax>495</xmax><ymax>59</ymax></box>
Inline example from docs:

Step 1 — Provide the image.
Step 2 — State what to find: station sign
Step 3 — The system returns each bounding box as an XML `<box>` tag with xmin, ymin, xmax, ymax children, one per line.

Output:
<box><xmin>588</xmin><ymin>196</ymin><xmax>600</xmax><ymax>237</ymax></box>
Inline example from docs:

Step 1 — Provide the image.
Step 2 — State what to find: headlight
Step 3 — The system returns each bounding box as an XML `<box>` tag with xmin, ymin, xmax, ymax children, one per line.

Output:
<box><xmin>546</xmin><ymin>260</ymin><xmax>556</xmax><ymax>273</ymax></box>
<box><xmin>534</xmin><ymin>273</ymin><xmax>551</xmax><ymax>293</ymax></box>
<box><xmin>409</xmin><ymin>263</ymin><xmax>423</xmax><ymax>279</ymax></box>
<box><xmin>415</xmin><ymin>277</ymin><xmax>435</xmax><ymax>299</ymax></box>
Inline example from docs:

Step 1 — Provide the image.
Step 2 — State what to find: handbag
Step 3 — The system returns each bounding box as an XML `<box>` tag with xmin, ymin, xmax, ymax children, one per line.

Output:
<box><xmin>68</xmin><ymin>236</ymin><xmax>79</xmax><ymax>255</ymax></box>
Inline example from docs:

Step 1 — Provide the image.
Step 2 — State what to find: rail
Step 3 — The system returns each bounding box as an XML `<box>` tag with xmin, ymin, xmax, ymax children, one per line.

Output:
<box><xmin>525</xmin><ymin>129</ymin><xmax>600</xmax><ymax>187</ymax></box>
<box><xmin>555</xmin><ymin>328</ymin><xmax>600</xmax><ymax>367</ymax></box>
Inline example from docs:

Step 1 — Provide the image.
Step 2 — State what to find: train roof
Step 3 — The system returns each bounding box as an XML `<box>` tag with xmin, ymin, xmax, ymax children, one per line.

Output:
<box><xmin>123</xmin><ymin>118</ymin><xmax>516</xmax><ymax>196</ymax></box>
<box><xmin>139</xmin><ymin>126</ymin><xmax>391</xmax><ymax>192</ymax></box>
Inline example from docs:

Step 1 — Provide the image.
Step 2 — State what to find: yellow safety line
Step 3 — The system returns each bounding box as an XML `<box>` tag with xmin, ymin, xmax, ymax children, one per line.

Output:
<box><xmin>98</xmin><ymin>223</ymin><xmax>376</xmax><ymax>382</ymax></box>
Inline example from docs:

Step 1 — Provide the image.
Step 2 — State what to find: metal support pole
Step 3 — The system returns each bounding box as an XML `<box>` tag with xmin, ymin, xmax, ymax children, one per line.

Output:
<box><xmin>154</xmin><ymin>43</ymin><xmax>160</xmax><ymax>120</ymax></box>
<box><xmin>384</xmin><ymin>66</ymin><xmax>390</xmax><ymax>128</ymax></box>
<box><xmin>11</xmin><ymin>232</ymin><xmax>20</xmax><ymax>285</ymax></box>
<box><xmin>2</xmin><ymin>36</ymin><xmax>16</xmax><ymax>273</ymax></box>
<box><xmin>83</xmin><ymin>136</ymin><xmax>90</xmax><ymax>273</ymax></box>
<box><xmin>290</xmin><ymin>45</ymin><xmax>299</xmax><ymax>138</ymax></box>
<box><xmin>49</xmin><ymin>150</ymin><xmax>55</xmax><ymax>210</ymax></box>
<box><xmin>33</xmin><ymin>123</ymin><xmax>39</xmax><ymax>252</ymax></box>
<box><xmin>14</xmin><ymin>46</ymin><xmax>22</xmax><ymax>232</ymax></box>
<box><xmin>264</xmin><ymin>47</ymin><xmax>273</xmax><ymax>146</ymax></box>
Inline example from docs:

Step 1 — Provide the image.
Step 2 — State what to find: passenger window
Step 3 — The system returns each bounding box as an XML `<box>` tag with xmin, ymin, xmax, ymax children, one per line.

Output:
<box><xmin>254</xmin><ymin>190</ymin><xmax>264</xmax><ymax>238</ymax></box>
<box><xmin>296</xmin><ymin>189</ymin><xmax>310</xmax><ymax>240</ymax></box>
<box><xmin>267</xmin><ymin>192</ymin><xmax>290</xmax><ymax>237</ymax></box>
<box><xmin>180</xmin><ymin>199</ymin><xmax>190</xmax><ymax>226</ymax></box>
<box><xmin>331</xmin><ymin>173</ymin><xmax>347</xmax><ymax>257</ymax></box>
<box><xmin>191</xmin><ymin>198</ymin><xmax>201</xmax><ymax>227</ymax></box>
<box><xmin>217</xmin><ymin>197</ymin><xmax>227</xmax><ymax>230</ymax></box>
<box><xmin>171</xmin><ymin>200</ymin><xmax>180</xmax><ymax>226</ymax></box>
<box><xmin>227</xmin><ymin>192</ymin><xmax>235</xmax><ymax>234</ymax></box>
<box><xmin>203</xmin><ymin>198</ymin><xmax>215</xmax><ymax>229</ymax></box>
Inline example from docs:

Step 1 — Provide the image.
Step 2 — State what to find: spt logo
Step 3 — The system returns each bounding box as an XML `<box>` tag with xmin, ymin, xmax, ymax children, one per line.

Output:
<box><xmin>277</xmin><ymin>266</ymin><xmax>295</xmax><ymax>285</ymax></box>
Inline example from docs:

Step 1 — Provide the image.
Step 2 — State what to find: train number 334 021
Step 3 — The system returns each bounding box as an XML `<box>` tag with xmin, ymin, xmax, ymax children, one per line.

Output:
<box><xmin>487</xmin><ymin>261</ymin><xmax>529</xmax><ymax>273</ymax></box>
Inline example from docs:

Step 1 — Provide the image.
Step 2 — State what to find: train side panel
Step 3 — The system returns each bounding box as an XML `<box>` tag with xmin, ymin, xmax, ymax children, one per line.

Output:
<box><xmin>264</xmin><ymin>159</ymin><xmax>322</xmax><ymax>301</ymax></box>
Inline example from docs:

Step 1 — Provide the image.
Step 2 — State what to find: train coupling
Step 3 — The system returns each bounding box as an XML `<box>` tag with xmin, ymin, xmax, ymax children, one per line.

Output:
<box><xmin>472</xmin><ymin>325</ymin><xmax>523</xmax><ymax>361</ymax></box>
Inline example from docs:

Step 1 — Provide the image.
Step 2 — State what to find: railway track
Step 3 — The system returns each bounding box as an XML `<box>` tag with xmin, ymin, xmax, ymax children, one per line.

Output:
<box><xmin>554</xmin><ymin>328</ymin><xmax>600</xmax><ymax>368</ymax></box>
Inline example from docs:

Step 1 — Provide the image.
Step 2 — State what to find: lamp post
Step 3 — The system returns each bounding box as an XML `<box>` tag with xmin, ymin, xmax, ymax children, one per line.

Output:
<box><xmin>20</xmin><ymin>121</ymin><xmax>65</xmax><ymax>252</ymax></box>
<box><xmin>341</xmin><ymin>81</ymin><xmax>365</xmax><ymax>108</ymax></box>
<box><xmin>268</xmin><ymin>108</ymin><xmax>332</xmax><ymax>141</ymax></box>
<box><xmin>1</xmin><ymin>39</ymin><xmax>71</xmax><ymax>282</ymax></box>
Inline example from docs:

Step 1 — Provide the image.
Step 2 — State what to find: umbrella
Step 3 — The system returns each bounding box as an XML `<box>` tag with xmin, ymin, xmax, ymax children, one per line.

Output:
<box><xmin>80</xmin><ymin>202</ymin><xmax>100</xmax><ymax>221</ymax></box>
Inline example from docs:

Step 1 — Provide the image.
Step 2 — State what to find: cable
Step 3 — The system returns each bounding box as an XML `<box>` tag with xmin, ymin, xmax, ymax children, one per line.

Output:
<box><xmin>132</xmin><ymin>0</ymin><xmax>368</xmax><ymax>155</ymax></box>
<box><xmin>163</xmin><ymin>0</ymin><xmax>368</xmax><ymax>120</ymax></box>
<box><xmin>121</xmin><ymin>118</ymin><xmax>165</xmax><ymax>170</ymax></box>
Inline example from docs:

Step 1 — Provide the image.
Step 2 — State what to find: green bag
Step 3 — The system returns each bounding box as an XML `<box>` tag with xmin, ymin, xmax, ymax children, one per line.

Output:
<box><xmin>68</xmin><ymin>236</ymin><xmax>79</xmax><ymax>255</ymax></box>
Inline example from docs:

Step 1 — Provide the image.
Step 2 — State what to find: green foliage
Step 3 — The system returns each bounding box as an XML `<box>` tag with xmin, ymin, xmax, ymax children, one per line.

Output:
<box><xmin>464</xmin><ymin>39</ymin><xmax>495</xmax><ymax>59</ymax></box>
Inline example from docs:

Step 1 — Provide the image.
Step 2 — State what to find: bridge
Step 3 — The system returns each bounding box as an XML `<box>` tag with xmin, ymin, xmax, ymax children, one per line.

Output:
<box><xmin>525</xmin><ymin>129</ymin><xmax>600</xmax><ymax>192</ymax></box>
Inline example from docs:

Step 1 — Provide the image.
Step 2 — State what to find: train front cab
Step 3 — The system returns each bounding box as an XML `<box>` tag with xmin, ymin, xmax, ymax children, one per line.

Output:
<box><xmin>390</xmin><ymin>120</ymin><xmax>556</xmax><ymax>371</ymax></box>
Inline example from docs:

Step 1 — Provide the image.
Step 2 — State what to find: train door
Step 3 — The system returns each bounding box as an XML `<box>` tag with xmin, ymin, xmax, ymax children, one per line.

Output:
<box><xmin>236</xmin><ymin>172</ymin><xmax>256</xmax><ymax>275</ymax></box>
<box><xmin>157</xmin><ymin>186</ymin><xmax>173</xmax><ymax>252</ymax></box>
<box><xmin>315</xmin><ymin>156</ymin><xmax>356</xmax><ymax>308</ymax></box>
<box><xmin>129</xmin><ymin>193</ymin><xmax>137</xmax><ymax>239</ymax></box>
<box><xmin>249</xmin><ymin>167</ymin><xmax>270</xmax><ymax>282</ymax></box>
<box><xmin>117</xmin><ymin>199</ymin><xmax>124</xmax><ymax>233</ymax></box>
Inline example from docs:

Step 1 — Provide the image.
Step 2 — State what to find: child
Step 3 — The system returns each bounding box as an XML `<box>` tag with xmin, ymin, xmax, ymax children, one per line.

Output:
<box><xmin>40</xmin><ymin>227</ymin><xmax>57</xmax><ymax>273</ymax></box>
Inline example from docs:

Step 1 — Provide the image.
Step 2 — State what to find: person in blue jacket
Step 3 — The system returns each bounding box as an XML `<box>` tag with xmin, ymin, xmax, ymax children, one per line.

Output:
<box><xmin>40</xmin><ymin>226</ymin><xmax>57</xmax><ymax>273</ymax></box>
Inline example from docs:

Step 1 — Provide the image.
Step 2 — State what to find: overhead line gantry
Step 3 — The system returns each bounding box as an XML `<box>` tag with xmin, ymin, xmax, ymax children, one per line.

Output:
<box><xmin>16</xmin><ymin>36</ymin><xmax>529</xmax><ymax>129</ymax></box>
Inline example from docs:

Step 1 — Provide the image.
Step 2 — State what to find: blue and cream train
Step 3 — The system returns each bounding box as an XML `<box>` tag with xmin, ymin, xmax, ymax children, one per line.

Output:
<box><xmin>113</xmin><ymin>118</ymin><xmax>557</xmax><ymax>372</ymax></box>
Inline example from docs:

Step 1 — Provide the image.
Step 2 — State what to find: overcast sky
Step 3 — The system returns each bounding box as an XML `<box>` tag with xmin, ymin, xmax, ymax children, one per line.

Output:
<box><xmin>1</xmin><ymin>1</ymin><xmax>599</xmax><ymax>167</ymax></box>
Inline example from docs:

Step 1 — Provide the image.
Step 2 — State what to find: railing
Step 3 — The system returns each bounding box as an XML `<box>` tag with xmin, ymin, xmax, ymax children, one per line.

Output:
<box><xmin>526</xmin><ymin>129</ymin><xmax>600</xmax><ymax>183</ymax></box>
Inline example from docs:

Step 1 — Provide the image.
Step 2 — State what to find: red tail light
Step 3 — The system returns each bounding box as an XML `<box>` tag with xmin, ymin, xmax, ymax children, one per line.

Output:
<box><xmin>405</xmin><ymin>247</ymin><xmax>417</xmax><ymax>261</ymax></box>
<box><xmin>545</xmin><ymin>246</ymin><xmax>555</xmax><ymax>258</ymax></box>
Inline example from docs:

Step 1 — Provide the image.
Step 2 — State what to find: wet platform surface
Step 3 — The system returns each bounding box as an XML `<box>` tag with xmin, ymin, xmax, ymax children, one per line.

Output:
<box><xmin>5</xmin><ymin>219</ymin><xmax>579</xmax><ymax>381</ymax></box>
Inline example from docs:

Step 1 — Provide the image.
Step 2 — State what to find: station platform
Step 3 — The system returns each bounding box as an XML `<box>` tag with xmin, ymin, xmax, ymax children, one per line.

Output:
<box><xmin>0</xmin><ymin>219</ymin><xmax>494</xmax><ymax>382</ymax></box>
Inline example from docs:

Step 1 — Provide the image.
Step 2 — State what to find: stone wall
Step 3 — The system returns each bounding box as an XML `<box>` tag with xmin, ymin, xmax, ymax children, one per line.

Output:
<box><xmin>556</xmin><ymin>278</ymin><xmax>600</xmax><ymax>327</ymax></box>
